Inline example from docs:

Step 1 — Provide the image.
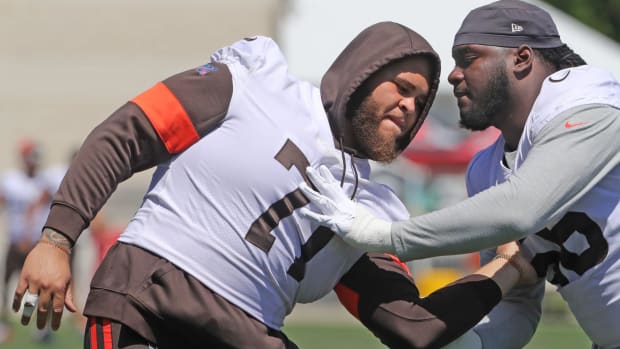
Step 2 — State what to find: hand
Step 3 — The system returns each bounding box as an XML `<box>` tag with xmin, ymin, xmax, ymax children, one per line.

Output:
<box><xmin>496</xmin><ymin>242</ymin><xmax>539</xmax><ymax>287</ymax></box>
<box><xmin>299</xmin><ymin>165</ymin><xmax>356</xmax><ymax>236</ymax></box>
<box><xmin>496</xmin><ymin>241</ymin><xmax>520</xmax><ymax>256</ymax></box>
<box><xmin>12</xmin><ymin>233</ymin><xmax>77</xmax><ymax>331</ymax></box>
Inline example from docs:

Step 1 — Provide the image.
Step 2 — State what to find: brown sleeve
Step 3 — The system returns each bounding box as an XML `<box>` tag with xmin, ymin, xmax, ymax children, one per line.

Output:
<box><xmin>335</xmin><ymin>253</ymin><xmax>501</xmax><ymax>349</ymax></box>
<box><xmin>44</xmin><ymin>63</ymin><xmax>233</xmax><ymax>243</ymax></box>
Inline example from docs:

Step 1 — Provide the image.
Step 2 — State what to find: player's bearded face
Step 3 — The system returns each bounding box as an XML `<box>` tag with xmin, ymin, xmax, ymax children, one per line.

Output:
<box><xmin>351</xmin><ymin>96</ymin><xmax>403</xmax><ymax>163</ymax></box>
<box><xmin>458</xmin><ymin>61</ymin><xmax>510</xmax><ymax>131</ymax></box>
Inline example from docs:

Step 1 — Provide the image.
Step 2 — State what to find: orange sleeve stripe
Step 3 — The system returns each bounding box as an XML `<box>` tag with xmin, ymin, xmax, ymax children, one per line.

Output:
<box><xmin>131</xmin><ymin>82</ymin><xmax>199</xmax><ymax>154</ymax></box>
<box><xmin>387</xmin><ymin>253</ymin><xmax>412</xmax><ymax>276</ymax></box>
<box><xmin>334</xmin><ymin>283</ymin><xmax>360</xmax><ymax>319</ymax></box>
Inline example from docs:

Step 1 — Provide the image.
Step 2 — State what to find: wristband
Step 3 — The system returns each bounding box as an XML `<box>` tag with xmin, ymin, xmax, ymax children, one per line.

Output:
<box><xmin>494</xmin><ymin>253</ymin><xmax>527</xmax><ymax>278</ymax></box>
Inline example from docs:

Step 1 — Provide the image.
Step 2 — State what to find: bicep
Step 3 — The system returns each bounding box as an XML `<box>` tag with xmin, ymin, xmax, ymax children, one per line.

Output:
<box><xmin>131</xmin><ymin>62</ymin><xmax>233</xmax><ymax>154</ymax></box>
<box><xmin>506</xmin><ymin>105</ymin><xmax>620</xmax><ymax>225</ymax></box>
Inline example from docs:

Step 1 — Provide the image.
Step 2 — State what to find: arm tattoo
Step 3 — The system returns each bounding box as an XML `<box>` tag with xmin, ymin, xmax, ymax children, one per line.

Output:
<box><xmin>42</xmin><ymin>228</ymin><xmax>74</xmax><ymax>250</ymax></box>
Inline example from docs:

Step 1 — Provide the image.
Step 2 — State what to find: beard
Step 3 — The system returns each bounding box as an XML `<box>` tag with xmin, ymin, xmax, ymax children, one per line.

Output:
<box><xmin>459</xmin><ymin>63</ymin><xmax>510</xmax><ymax>131</ymax></box>
<box><xmin>350</xmin><ymin>97</ymin><xmax>404</xmax><ymax>163</ymax></box>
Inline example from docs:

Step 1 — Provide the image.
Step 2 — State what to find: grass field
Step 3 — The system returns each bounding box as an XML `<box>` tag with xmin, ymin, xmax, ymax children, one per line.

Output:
<box><xmin>285</xmin><ymin>320</ymin><xmax>590</xmax><ymax>349</ymax></box>
<box><xmin>0</xmin><ymin>314</ymin><xmax>590</xmax><ymax>349</ymax></box>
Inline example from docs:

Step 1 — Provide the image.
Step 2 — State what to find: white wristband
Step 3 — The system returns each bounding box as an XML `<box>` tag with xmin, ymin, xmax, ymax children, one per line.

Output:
<box><xmin>343</xmin><ymin>204</ymin><xmax>395</xmax><ymax>253</ymax></box>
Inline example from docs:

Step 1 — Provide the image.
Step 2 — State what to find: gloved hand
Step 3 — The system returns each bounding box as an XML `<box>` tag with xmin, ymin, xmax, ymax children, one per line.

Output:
<box><xmin>299</xmin><ymin>165</ymin><xmax>355</xmax><ymax>236</ymax></box>
<box><xmin>299</xmin><ymin>165</ymin><xmax>394</xmax><ymax>253</ymax></box>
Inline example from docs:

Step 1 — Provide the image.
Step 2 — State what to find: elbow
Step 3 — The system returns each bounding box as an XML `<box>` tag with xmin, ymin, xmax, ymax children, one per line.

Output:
<box><xmin>372</xmin><ymin>326</ymin><xmax>448</xmax><ymax>349</ymax></box>
<box><xmin>365</xmin><ymin>308</ymin><xmax>452</xmax><ymax>349</ymax></box>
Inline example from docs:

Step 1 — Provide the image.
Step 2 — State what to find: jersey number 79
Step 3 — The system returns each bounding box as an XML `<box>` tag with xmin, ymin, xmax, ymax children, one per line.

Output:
<box><xmin>244</xmin><ymin>139</ymin><xmax>334</xmax><ymax>282</ymax></box>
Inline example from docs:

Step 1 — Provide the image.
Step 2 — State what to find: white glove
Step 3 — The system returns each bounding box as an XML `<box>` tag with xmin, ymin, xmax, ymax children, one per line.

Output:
<box><xmin>299</xmin><ymin>165</ymin><xmax>394</xmax><ymax>253</ymax></box>
<box><xmin>299</xmin><ymin>165</ymin><xmax>355</xmax><ymax>236</ymax></box>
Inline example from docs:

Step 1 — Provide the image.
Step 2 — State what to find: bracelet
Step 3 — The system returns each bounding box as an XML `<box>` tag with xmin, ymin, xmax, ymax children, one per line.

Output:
<box><xmin>38</xmin><ymin>239</ymin><xmax>71</xmax><ymax>255</ymax></box>
<box><xmin>494</xmin><ymin>253</ymin><xmax>527</xmax><ymax>277</ymax></box>
<box><xmin>493</xmin><ymin>253</ymin><xmax>514</xmax><ymax>262</ymax></box>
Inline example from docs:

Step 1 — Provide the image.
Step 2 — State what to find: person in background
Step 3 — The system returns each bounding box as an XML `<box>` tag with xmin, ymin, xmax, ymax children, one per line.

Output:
<box><xmin>0</xmin><ymin>140</ymin><xmax>48</xmax><ymax>343</ymax></box>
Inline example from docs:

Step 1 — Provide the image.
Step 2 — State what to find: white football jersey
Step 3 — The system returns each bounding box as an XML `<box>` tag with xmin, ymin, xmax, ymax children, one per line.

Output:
<box><xmin>467</xmin><ymin>66</ymin><xmax>620</xmax><ymax>348</ymax></box>
<box><xmin>119</xmin><ymin>37</ymin><xmax>409</xmax><ymax>330</ymax></box>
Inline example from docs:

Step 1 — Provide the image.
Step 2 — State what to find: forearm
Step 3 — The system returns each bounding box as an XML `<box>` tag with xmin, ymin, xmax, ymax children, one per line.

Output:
<box><xmin>338</xmin><ymin>254</ymin><xmax>503</xmax><ymax>349</ymax></box>
<box><xmin>344</xmin><ymin>193</ymin><xmax>536</xmax><ymax>259</ymax></box>
<box><xmin>340</xmin><ymin>167</ymin><xmax>549</xmax><ymax>259</ymax></box>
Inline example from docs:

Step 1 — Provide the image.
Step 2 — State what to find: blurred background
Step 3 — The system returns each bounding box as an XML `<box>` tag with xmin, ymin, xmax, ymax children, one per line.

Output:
<box><xmin>1</xmin><ymin>0</ymin><xmax>619</xmax><ymax>348</ymax></box>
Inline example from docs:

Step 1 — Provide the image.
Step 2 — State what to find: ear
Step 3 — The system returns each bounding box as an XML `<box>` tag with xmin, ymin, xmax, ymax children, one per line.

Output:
<box><xmin>513</xmin><ymin>45</ymin><xmax>534</xmax><ymax>74</ymax></box>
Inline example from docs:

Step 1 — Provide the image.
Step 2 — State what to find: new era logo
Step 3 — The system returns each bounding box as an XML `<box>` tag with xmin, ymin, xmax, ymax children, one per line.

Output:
<box><xmin>511</xmin><ymin>23</ymin><xmax>523</xmax><ymax>32</ymax></box>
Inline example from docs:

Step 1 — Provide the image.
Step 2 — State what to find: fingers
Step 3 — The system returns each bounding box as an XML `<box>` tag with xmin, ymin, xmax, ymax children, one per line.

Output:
<box><xmin>50</xmin><ymin>292</ymin><xmax>65</xmax><ymax>331</ymax></box>
<box><xmin>306</xmin><ymin>165</ymin><xmax>337</xmax><ymax>191</ymax></box>
<box><xmin>307</xmin><ymin>166</ymin><xmax>346</xmax><ymax>200</ymax></box>
<box><xmin>510</xmin><ymin>253</ymin><xmax>540</xmax><ymax>287</ymax></box>
<box><xmin>306</xmin><ymin>166</ymin><xmax>326</xmax><ymax>190</ymax></box>
<box><xmin>12</xmin><ymin>244</ymin><xmax>73</xmax><ymax>331</ymax></box>
<box><xmin>12</xmin><ymin>276</ymin><xmax>28</xmax><ymax>312</ymax></box>
<box><xmin>299</xmin><ymin>182</ymin><xmax>324</xmax><ymax>204</ymax></box>
<box><xmin>318</xmin><ymin>165</ymin><xmax>337</xmax><ymax>183</ymax></box>
<box><xmin>65</xmin><ymin>284</ymin><xmax>77</xmax><ymax>313</ymax></box>
<box><xmin>21</xmin><ymin>288</ymin><xmax>39</xmax><ymax>326</ymax></box>
<box><xmin>16</xmin><ymin>285</ymin><xmax>59</xmax><ymax>330</ymax></box>
<box><xmin>22</xmin><ymin>287</ymin><xmax>69</xmax><ymax>331</ymax></box>
<box><xmin>36</xmin><ymin>289</ymin><xmax>52</xmax><ymax>329</ymax></box>
<box><xmin>298</xmin><ymin>207</ymin><xmax>329</xmax><ymax>224</ymax></box>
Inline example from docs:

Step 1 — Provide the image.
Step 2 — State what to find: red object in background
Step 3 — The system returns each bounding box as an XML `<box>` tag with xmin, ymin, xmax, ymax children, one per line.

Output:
<box><xmin>403</xmin><ymin>122</ymin><xmax>500</xmax><ymax>173</ymax></box>
<box><xmin>92</xmin><ymin>228</ymin><xmax>121</xmax><ymax>266</ymax></box>
<box><xmin>89</xmin><ymin>213</ymin><xmax>122</xmax><ymax>268</ymax></box>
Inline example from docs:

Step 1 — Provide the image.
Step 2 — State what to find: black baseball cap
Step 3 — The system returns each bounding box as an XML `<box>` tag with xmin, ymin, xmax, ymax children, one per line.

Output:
<box><xmin>453</xmin><ymin>0</ymin><xmax>564</xmax><ymax>48</ymax></box>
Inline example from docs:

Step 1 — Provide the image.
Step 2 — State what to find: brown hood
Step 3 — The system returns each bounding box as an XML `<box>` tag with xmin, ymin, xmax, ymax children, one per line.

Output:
<box><xmin>321</xmin><ymin>21</ymin><xmax>441</xmax><ymax>157</ymax></box>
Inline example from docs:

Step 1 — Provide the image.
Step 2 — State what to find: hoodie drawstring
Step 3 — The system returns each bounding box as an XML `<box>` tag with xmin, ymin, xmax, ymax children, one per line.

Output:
<box><xmin>337</xmin><ymin>137</ymin><xmax>359</xmax><ymax>200</ymax></box>
<box><xmin>349</xmin><ymin>153</ymin><xmax>359</xmax><ymax>200</ymax></box>
<box><xmin>338</xmin><ymin>137</ymin><xmax>347</xmax><ymax>187</ymax></box>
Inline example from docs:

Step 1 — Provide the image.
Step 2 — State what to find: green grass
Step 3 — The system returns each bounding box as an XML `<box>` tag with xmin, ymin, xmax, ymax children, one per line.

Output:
<box><xmin>285</xmin><ymin>323</ymin><xmax>386</xmax><ymax>348</ymax></box>
<box><xmin>0</xmin><ymin>317</ymin><xmax>83</xmax><ymax>349</ymax></box>
<box><xmin>0</xmin><ymin>313</ymin><xmax>590</xmax><ymax>349</ymax></box>
<box><xmin>523</xmin><ymin>320</ymin><xmax>590</xmax><ymax>349</ymax></box>
<box><xmin>284</xmin><ymin>318</ymin><xmax>589</xmax><ymax>349</ymax></box>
